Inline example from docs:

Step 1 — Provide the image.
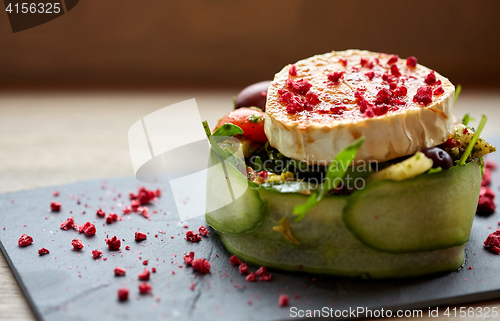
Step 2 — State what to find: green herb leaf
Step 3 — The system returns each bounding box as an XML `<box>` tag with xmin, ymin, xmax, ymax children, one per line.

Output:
<box><xmin>212</xmin><ymin>123</ymin><xmax>244</xmax><ymax>137</ymax></box>
<box><xmin>454</xmin><ymin>84</ymin><xmax>462</xmax><ymax>103</ymax></box>
<box><xmin>247</xmin><ymin>114</ymin><xmax>262</xmax><ymax>124</ymax></box>
<box><xmin>427</xmin><ymin>167</ymin><xmax>442</xmax><ymax>174</ymax></box>
<box><xmin>462</xmin><ymin>113</ymin><xmax>475</xmax><ymax>126</ymax></box>
<box><xmin>459</xmin><ymin>115</ymin><xmax>487</xmax><ymax>165</ymax></box>
<box><xmin>254</xmin><ymin>156</ymin><xmax>264</xmax><ymax>171</ymax></box>
<box><xmin>293</xmin><ymin>137</ymin><xmax>365</xmax><ymax>222</ymax></box>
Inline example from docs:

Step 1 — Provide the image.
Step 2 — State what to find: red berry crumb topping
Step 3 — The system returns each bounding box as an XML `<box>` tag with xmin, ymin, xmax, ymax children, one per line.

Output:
<box><xmin>413</xmin><ymin>86</ymin><xmax>433</xmax><ymax>106</ymax></box>
<box><xmin>288</xmin><ymin>64</ymin><xmax>297</xmax><ymax>76</ymax></box>
<box><xmin>198</xmin><ymin>226</ymin><xmax>209</xmax><ymax>236</ymax></box>
<box><xmin>72</xmin><ymin>239</ymin><xmax>84</xmax><ymax>251</ymax></box>
<box><xmin>18</xmin><ymin>234</ymin><xmax>33</xmax><ymax>247</ymax></box>
<box><xmin>394</xmin><ymin>86</ymin><xmax>407</xmax><ymax>97</ymax></box>
<box><xmin>129</xmin><ymin>186</ymin><xmax>158</xmax><ymax>205</ymax></box>
<box><xmin>245</xmin><ymin>272</ymin><xmax>256</xmax><ymax>282</ymax></box>
<box><xmin>433</xmin><ymin>86</ymin><xmax>445</xmax><ymax>96</ymax></box>
<box><xmin>239</xmin><ymin>263</ymin><xmax>248</xmax><ymax>274</ymax></box>
<box><xmin>360</xmin><ymin>58</ymin><xmax>368</xmax><ymax>67</ymax></box>
<box><xmin>51</xmin><ymin>201</ymin><xmax>61</xmax><ymax>212</ymax></box>
<box><xmin>339</xmin><ymin>58</ymin><xmax>347</xmax><ymax>67</ymax></box>
<box><xmin>106</xmin><ymin>236</ymin><xmax>121</xmax><ymax>251</ymax></box>
<box><xmin>138</xmin><ymin>282</ymin><xmax>152</xmax><ymax>294</ymax></box>
<box><xmin>255</xmin><ymin>266</ymin><xmax>272</xmax><ymax>281</ymax></box>
<box><xmin>117</xmin><ymin>288</ymin><xmax>129</xmax><ymax>301</ymax></box>
<box><xmin>92</xmin><ymin>250</ymin><xmax>103</xmax><ymax>259</ymax></box>
<box><xmin>78</xmin><ymin>222</ymin><xmax>96</xmax><ymax>236</ymax></box>
<box><xmin>406</xmin><ymin>56</ymin><xmax>417</xmax><ymax>67</ymax></box>
<box><xmin>96</xmin><ymin>209</ymin><xmax>105</xmax><ymax>218</ymax></box>
<box><xmin>185</xmin><ymin>231</ymin><xmax>201</xmax><ymax>243</ymax></box>
<box><xmin>365</xmin><ymin>71</ymin><xmax>375</xmax><ymax>80</ymax></box>
<box><xmin>327</xmin><ymin>71</ymin><xmax>345</xmax><ymax>84</ymax></box>
<box><xmin>184</xmin><ymin>252</ymin><xmax>195</xmax><ymax>266</ymax></box>
<box><xmin>425</xmin><ymin>70</ymin><xmax>438</xmax><ymax>85</ymax></box>
<box><xmin>478</xmin><ymin>186</ymin><xmax>496</xmax><ymax>215</ymax></box>
<box><xmin>106</xmin><ymin>213</ymin><xmax>118</xmax><ymax>224</ymax></box>
<box><xmin>230</xmin><ymin>255</ymin><xmax>242</xmax><ymax>266</ymax></box>
<box><xmin>387</xmin><ymin>55</ymin><xmax>399</xmax><ymax>65</ymax></box>
<box><xmin>135</xmin><ymin>232</ymin><xmax>147</xmax><ymax>242</ymax></box>
<box><xmin>306</xmin><ymin>91</ymin><xmax>321</xmax><ymax>106</ymax></box>
<box><xmin>484</xmin><ymin>230</ymin><xmax>500</xmax><ymax>254</ymax></box>
<box><xmin>278</xmin><ymin>294</ymin><xmax>289</xmax><ymax>307</ymax></box>
<box><xmin>114</xmin><ymin>267</ymin><xmax>126</xmax><ymax>276</ymax></box>
<box><xmin>38</xmin><ymin>248</ymin><xmax>50</xmax><ymax>256</ymax></box>
<box><xmin>286</xmin><ymin>78</ymin><xmax>312</xmax><ymax>95</ymax></box>
<box><xmin>138</xmin><ymin>268</ymin><xmax>150</xmax><ymax>280</ymax></box>
<box><xmin>60</xmin><ymin>217</ymin><xmax>75</xmax><ymax>231</ymax></box>
<box><xmin>192</xmin><ymin>258</ymin><xmax>211</xmax><ymax>273</ymax></box>
<box><xmin>390</xmin><ymin>64</ymin><xmax>401</xmax><ymax>77</ymax></box>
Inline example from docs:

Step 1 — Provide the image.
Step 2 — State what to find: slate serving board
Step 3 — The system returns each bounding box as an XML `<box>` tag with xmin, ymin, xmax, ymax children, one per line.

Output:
<box><xmin>1</xmin><ymin>147</ymin><xmax>500</xmax><ymax>321</ymax></box>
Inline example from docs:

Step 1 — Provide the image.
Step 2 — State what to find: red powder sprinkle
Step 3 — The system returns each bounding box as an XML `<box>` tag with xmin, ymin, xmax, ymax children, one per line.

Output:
<box><xmin>246</xmin><ymin>272</ymin><xmax>256</xmax><ymax>282</ymax></box>
<box><xmin>239</xmin><ymin>263</ymin><xmax>248</xmax><ymax>274</ymax></box>
<box><xmin>122</xmin><ymin>206</ymin><xmax>131</xmax><ymax>215</ymax></box>
<box><xmin>152</xmin><ymin>267</ymin><xmax>156</xmax><ymax>273</ymax></box>
<box><xmin>117</xmin><ymin>288</ymin><xmax>129</xmax><ymax>301</ymax></box>
<box><xmin>387</xmin><ymin>55</ymin><xmax>398</xmax><ymax>65</ymax></box>
<box><xmin>114</xmin><ymin>267</ymin><xmax>126</xmax><ymax>276</ymax></box>
<box><xmin>382</xmin><ymin>73</ymin><xmax>397</xmax><ymax>84</ymax></box>
<box><xmin>339</xmin><ymin>59</ymin><xmax>347</xmax><ymax>67</ymax></box>
<box><xmin>256</xmin><ymin>266</ymin><xmax>272</xmax><ymax>281</ymax></box>
<box><xmin>138</xmin><ymin>282</ymin><xmax>152</xmax><ymax>294</ymax></box>
<box><xmin>38</xmin><ymin>248</ymin><xmax>50</xmax><ymax>256</ymax></box>
<box><xmin>138</xmin><ymin>268</ymin><xmax>150</xmax><ymax>280</ymax></box>
<box><xmin>486</xmin><ymin>161</ymin><xmax>497</xmax><ymax>170</ymax></box>
<box><xmin>406</xmin><ymin>56</ymin><xmax>417</xmax><ymax>67</ymax></box>
<box><xmin>230</xmin><ymin>255</ymin><xmax>242</xmax><ymax>266</ymax></box>
<box><xmin>198</xmin><ymin>226</ymin><xmax>209</xmax><ymax>236</ymax></box>
<box><xmin>185</xmin><ymin>231</ymin><xmax>202</xmax><ymax>243</ymax></box>
<box><xmin>484</xmin><ymin>230</ymin><xmax>500</xmax><ymax>254</ymax></box>
<box><xmin>125</xmin><ymin>246</ymin><xmax>130</xmax><ymax>251</ymax></box>
<box><xmin>53</xmin><ymin>191</ymin><xmax>59</xmax><ymax>197</ymax></box>
<box><xmin>72</xmin><ymin>239</ymin><xmax>84</xmax><ymax>251</ymax></box>
<box><xmin>189</xmin><ymin>282</ymin><xmax>196</xmax><ymax>291</ymax></box>
<box><xmin>192</xmin><ymin>258</ymin><xmax>211</xmax><ymax>273</ymax></box>
<box><xmin>477</xmin><ymin>186</ymin><xmax>496</xmax><ymax>215</ymax></box>
<box><xmin>92</xmin><ymin>250</ymin><xmax>103</xmax><ymax>259</ymax></box>
<box><xmin>365</xmin><ymin>71</ymin><xmax>375</xmax><ymax>80</ymax></box>
<box><xmin>390</xmin><ymin>64</ymin><xmax>401</xmax><ymax>77</ymax></box>
<box><xmin>360</xmin><ymin>58</ymin><xmax>368</xmax><ymax>67</ymax></box>
<box><xmin>106</xmin><ymin>213</ymin><xmax>118</xmax><ymax>224</ymax></box>
<box><xmin>130</xmin><ymin>200</ymin><xmax>141</xmax><ymax>212</ymax></box>
<box><xmin>105</xmin><ymin>236</ymin><xmax>121</xmax><ymax>251</ymax></box>
<box><xmin>413</xmin><ymin>86</ymin><xmax>433</xmax><ymax>106</ymax></box>
<box><xmin>143</xmin><ymin>260</ymin><xmax>149</xmax><ymax>266</ymax></box>
<box><xmin>375</xmin><ymin>89</ymin><xmax>392</xmax><ymax>105</ymax></box>
<box><xmin>306</xmin><ymin>91</ymin><xmax>321</xmax><ymax>106</ymax></box>
<box><xmin>60</xmin><ymin>217</ymin><xmax>75</xmax><ymax>231</ymax></box>
<box><xmin>327</xmin><ymin>71</ymin><xmax>345</xmax><ymax>84</ymax></box>
<box><xmin>425</xmin><ymin>71</ymin><xmax>438</xmax><ymax>85</ymax></box>
<box><xmin>394</xmin><ymin>86</ymin><xmax>407</xmax><ymax>97</ymax></box>
<box><xmin>130</xmin><ymin>187</ymin><xmax>158</xmax><ymax>205</ymax></box>
<box><xmin>78</xmin><ymin>222</ymin><xmax>96</xmax><ymax>236</ymax></box>
<box><xmin>433</xmin><ymin>86</ymin><xmax>445</xmax><ymax>96</ymax></box>
<box><xmin>51</xmin><ymin>201</ymin><xmax>61</xmax><ymax>212</ymax></box>
<box><xmin>288</xmin><ymin>64</ymin><xmax>297</xmax><ymax>76</ymax></box>
<box><xmin>286</xmin><ymin>77</ymin><xmax>312</xmax><ymax>95</ymax></box>
<box><xmin>96</xmin><ymin>209</ymin><xmax>105</xmax><ymax>218</ymax></box>
<box><xmin>442</xmin><ymin>138</ymin><xmax>456</xmax><ymax>148</ymax></box>
<box><xmin>135</xmin><ymin>232</ymin><xmax>147</xmax><ymax>242</ymax></box>
<box><xmin>184</xmin><ymin>252</ymin><xmax>195</xmax><ymax>266</ymax></box>
<box><xmin>278</xmin><ymin>294</ymin><xmax>289</xmax><ymax>307</ymax></box>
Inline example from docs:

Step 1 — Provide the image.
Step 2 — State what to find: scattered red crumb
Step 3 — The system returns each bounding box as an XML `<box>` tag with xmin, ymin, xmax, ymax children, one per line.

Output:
<box><xmin>425</xmin><ymin>70</ymin><xmax>438</xmax><ymax>85</ymax></box>
<box><xmin>17</xmin><ymin>235</ymin><xmax>33</xmax><ymax>247</ymax></box>
<box><xmin>413</xmin><ymin>86</ymin><xmax>433</xmax><ymax>106</ymax></box>
<box><xmin>433</xmin><ymin>86</ymin><xmax>445</xmax><ymax>96</ymax></box>
<box><xmin>106</xmin><ymin>213</ymin><xmax>118</xmax><ymax>224</ymax></box>
<box><xmin>288</xmin><ymin>64</ymin><xmax>297</xmax><ymax>76</ymax></box>
<box><xmin>477</xmin><ymin>186</ymin><xmax>496</xmax><ymax>215</ymax></box>
<box><xmin>139</xmin><ymin>282</ymin><xmax>152</xmax><ymax>294</ymax></box>
<box><xmin>390</xmin><ymin>64</ymin><xmax>401</xmax><ymax>77</ymax></box>
<box><xmin>50</xmin><ymin>201</ymin><xmax>61</xmax><ymax>212</ymax></box>
<box><xmin>484</xmin><ymin>230</ymin><xmax>500</xmax><ymax>254</ymax></box>
<box><xmin>185</xmin><ymin>231</ymin><xmax>202</xmax><ymax>243</ymax></box>
<box><xmin>135</xmin><ymin>232</ymin><xmax>147</xmax><ymax>242</ymax></box>
<box><xmin>246</xmin><ymin>272</ymin><xmax>256</xmax><ymax>282</ymax></box>
<box><xmin>406</xmin><ymin>56</ymin><xmax>417</xmax><ymax>67</ymax></box>
<box><xmin>130</xmin><ymin>187</ymin><xmax>158</xmax><ymax>205</ymax></box>
<box><xmin>138</xmin><ymin>268</ymin><xmax>150</xmax><ymax>280</ymax></box>
<box><xmin>387</xmin><ymin>55</ymin><xmax>398</xmax><ymax>65</ymax></box>
<box><xmin>143</xmin><ymin>260</ymin><xmax>149</xmax><ymax>265</ymax></box>
<box><xmin>105</xmin><ymin>236</ymin><xmax>121</xmax><ymax>251</ymax></box>
<box><xmin>255</xmin><ymin>266</ymin><xmax>272</xmax><ymax>281</ymax></box>
<box><xmin>152</xmin><ymin>267</ymin><xmax>156</xmax><ymax>273</ymax></box>
<box><xmin>327</xmin><ymin>71</ymin><xmax>345</xmax><ymax>84</ymax></box>
<box><xmin>92</xmin><ymin>250</ymin><xmax>103</xmax><ymax>259</ymax></box>
<box><xmin>114</xmin><ymin>267</ymin><xmax>126</xmax><ymax>276</ymax></box>
<box><xmin>78</xmin><ymin>222</ymin><xmax>96</xmax><ymax>236</ymax></box>
<box><xmin>122</xmin><ymin>206</ymin><xmax>131</xmax><ymax>215</ymax></box>
<box><xmin>53</xmin><ymin>191</ymin><xmax>59</xmax><ymax>197</ymax></box>
<box><xmin>306</xmin><ymin>91</ymin><xmax>321</xmax><ymax>106</ymax></box>
<box><xmin>339</xmin><ymin>58</ymin><xmax>347</xmax><ymax>67</ymax></box>
<box><xmin>96</xmin><ymin>209</ymin><xmax>105</xmax><ymax>218</ymax></box>
<box><xmin>360</xmin><ymin>58</ymin><xmax>368</xmax><ymax>67</ymax></box>
<box><xmin>72</xmin><ymin>239</ymin><xmax>84</xmax><ymax>251</ymax></box>
<box><xmin>279</xmin><ymin>294</ymin><xmax>289</xmax><ymax>307</ymax></box>
<box><xmin>365</xmin><ymin>71</ymin><xmax>375</xmax><ymax>80</ymax></box>
<box><xmin>239</xmin><ymin>263</ymin><xmax>248</xmax><ymax>274</ymax></box>
<box><xmin>247</xmin><ymin>300</ymin><xmax>252</xmax><ymax>306</ymax></box>
<box><xmin>60</xmin><ymin>217</ymin><xmax>75</xmax><ymax>231</ymax></box>
<box><xmin>190</xmin><ymin>282</ymin><xmax>196</xmax><ymax>291</ymax></box>
<box><xmin>184</xmin><ymin>252</ymin><xmax>195</xmax><ymax>266</ymax></box>
<box><xmin>38</xmin><ymin>248</ymin><xmax>50</xmax><ymax>256</ymax></box>
<box><xmin>117</xmin><ymin>288</ymin><xmax>129</xmax><ymax>301</ymax></box>
<box><xmin>125</xmin><ymin>246</ymin><xmax>130</xmax><ymax>251</ymax></box>
<box><xmin>258</xmin><ymin>171</ymin><xmax>268</xmax><ymax>180</ymax></box>
<box><xmin>192</xmin><ymin>258</ymin><xmax>211</xmax><ymax>273</ymax></box>
<box><xmin>286</xmin><ymin>77</ymin><xmax>312</xmax><ymax>96</ymax></box>
<box><xmin>394</xmin><ymin>86</ymin><xmax>407</xmax><ymax>97</ymax></box>
<box><xmin>375</xmin><ymin>88</ymin><xmax>392</xmax><ymax>105</ymax></box>
<box><xmin>130</xmin><ymin>200</ymin><xmax>141</xmax><ymax>212</ymax></box>
<box><xmin>230</xmin><ymin>255</ymin><xmax>242</xmax><ymax>266</ymax></box>
<box><xmin>198</xmin><ymin>226</ymin><xmax>209</xmax><ymax>236</ymax></box>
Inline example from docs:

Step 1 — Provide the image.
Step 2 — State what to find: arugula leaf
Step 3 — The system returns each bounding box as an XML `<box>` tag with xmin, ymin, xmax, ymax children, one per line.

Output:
<box><xmin>202</xmin><ymin>120</ymin><xmax>244</xmax><ymax>161</ymax></box>
<box><xmin>459</xmin><ymin>115</ymin><xmax>487</xmax><ymax>165</ymax></box>
<box><xmin>454</xmin><ymin>84</ymin><xmax>462</xmax><ymax>103</ymax></box>
<box><xmin>293</xmin><ymin>137</ymin><xmax>365</xmax><ymax>222</ymax></box>
<box><xmin>462</xmin><ymin>113</ymin><xmax>475</xmax><ymax>126</ymax></box>
<box><xmin>212</xmin><ymin>123</ymin><xmax>244</xmax><ymax>137</ymax></box>
<box><xmin>253</xmin><ymin>156</ymin><xmax>264</xmax><ymax>171</ymax></box>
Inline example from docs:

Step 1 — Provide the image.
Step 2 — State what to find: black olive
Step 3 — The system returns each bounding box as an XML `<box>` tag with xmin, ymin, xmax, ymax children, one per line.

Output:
<box><xmin>420</xmin><ymin>146</ymin><xmax>453</xmax><ymax>170</ymax></box>
<box><xmin>234</xmin><ymin>81</ymin><xmax>271</xmax><ymax>111</ymax></box>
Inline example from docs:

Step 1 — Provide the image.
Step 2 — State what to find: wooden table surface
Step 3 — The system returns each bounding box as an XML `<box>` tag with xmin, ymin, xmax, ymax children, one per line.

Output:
<box><xmin>1</xmin><ymin>90</ymin><xmax>499</xmax><ymax>320</ymax></box>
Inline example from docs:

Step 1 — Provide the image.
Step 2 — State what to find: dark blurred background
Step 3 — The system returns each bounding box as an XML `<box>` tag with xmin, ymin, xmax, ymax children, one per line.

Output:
<box><xmin>1</xmin><ymin>0</ymin><xmax>500</xmax><ymax>90</ymax></box>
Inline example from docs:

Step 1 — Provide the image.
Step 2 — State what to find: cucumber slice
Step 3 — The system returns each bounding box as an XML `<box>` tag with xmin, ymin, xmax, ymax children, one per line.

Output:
<box><xmin>205</xmin><ymin>151</ymin><xmax>265</xmax><ymax>234</ymax></box>
<box><xmin>343</xmin><ymin>160</ymin><xmax>481</xmax><ymax>253</ymax></box>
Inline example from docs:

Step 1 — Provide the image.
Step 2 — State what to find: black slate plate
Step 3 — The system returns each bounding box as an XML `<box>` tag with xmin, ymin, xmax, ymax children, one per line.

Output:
<box><xmin>1</xmin><ymin>148</ymin><xmax>500</xmax><ymax>321</ymax></box>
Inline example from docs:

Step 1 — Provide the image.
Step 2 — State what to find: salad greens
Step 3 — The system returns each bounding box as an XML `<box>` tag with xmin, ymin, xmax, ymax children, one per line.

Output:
<box><xmin>293</xmin><ymin>137</ymin><xmax>365</xmax><ymax>222</ymax></box>
<box><xmin>454</xmin><ymin>84</ymin><xmax>462</xmax><ymax>103</ymax></box>
<box><xmin>462</xmin><ymin>113</ymin><xmax>475</xmax><ymax>126</ymax></box>
<box><xmin>459</xmin><ymin>115</ymin><xmax>487</xmax><ymax>165</ymax></box>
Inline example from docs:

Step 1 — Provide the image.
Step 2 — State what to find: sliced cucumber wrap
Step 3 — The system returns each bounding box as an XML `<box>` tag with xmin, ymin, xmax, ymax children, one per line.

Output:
<box><xmin>343</xmin><ymin>160</ymin><xmax>481</xmax><ymax>253</ymax></box>
<box><xmin>207</xmin><ymin>160</ymin><xmax>480</xmax><ymax>278</ymax></box>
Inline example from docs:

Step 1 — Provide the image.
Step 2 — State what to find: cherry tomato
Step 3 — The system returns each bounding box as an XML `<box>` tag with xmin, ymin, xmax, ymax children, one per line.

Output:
<box><xmin>216</xmin><ymin>108</ymin><xmax>267</xmax><ymax>143</ymax></box>
<box><xmin>234</xmin><ymin>81</ymin><xmax>271</xmax><ymax>111</ymax></box>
